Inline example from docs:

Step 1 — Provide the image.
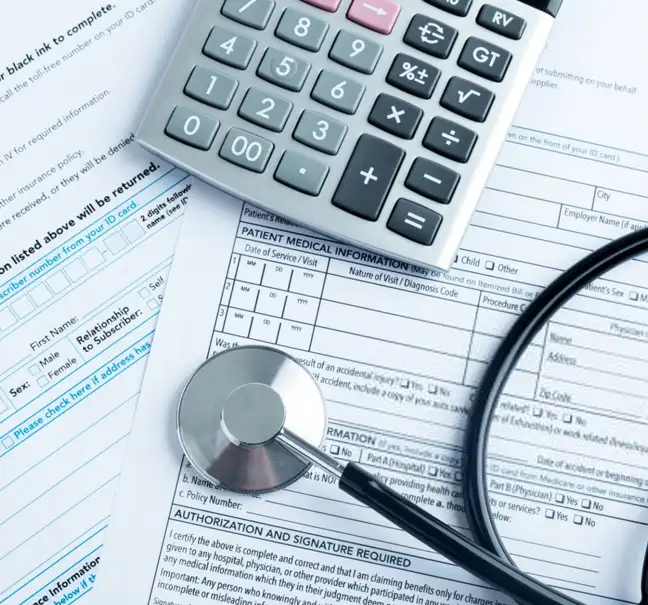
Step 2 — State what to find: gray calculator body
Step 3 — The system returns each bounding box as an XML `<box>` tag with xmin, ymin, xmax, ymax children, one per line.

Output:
<box><xmin>136</xmin><ymin>0</ymin><xmax>557</xmax><ymax>271</ymax></box>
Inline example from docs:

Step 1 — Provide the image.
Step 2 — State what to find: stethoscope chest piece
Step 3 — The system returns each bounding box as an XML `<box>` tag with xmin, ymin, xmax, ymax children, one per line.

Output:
<box><xmin>177</xmin><ymin>345</ymin><xmax>327</xmax><ymax>494</ymax></box>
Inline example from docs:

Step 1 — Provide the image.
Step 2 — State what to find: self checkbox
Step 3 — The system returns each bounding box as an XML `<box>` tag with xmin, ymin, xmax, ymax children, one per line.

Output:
<box><xmin>139</xmin><ymin>288</ymin><xmax>151</xmax><ymax>299</ymax></box>
<box><xmin>630</xmin><ymin>291</ymin><xmax>639</xmax><ymax>301</ymax></box>
<box><xmin>29</xmin><ymin>365</ymin><xmax>41</xmax><ymax>376</ymax></box>
<box><xmin>573</xmin><ymin>515</ymin><xmax>583</xmax><ymax>525</ymax></box>
<box><xmin>485</xmin><ymin>261</ymin><xmax>495</xmax><ymax>270</ymax></box>
<box><xmin>545</xmin><ymin>509</ymin><xmax>555</xmax><ymax>519</ymax></box>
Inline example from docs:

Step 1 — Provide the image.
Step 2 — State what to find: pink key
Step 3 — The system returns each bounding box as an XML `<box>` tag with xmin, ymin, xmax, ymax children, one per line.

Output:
<box><xmin>301</xmin><ymin>0</ymin><xmax>341</xmax><ymax>12</ymax></box>
<box><xmin>347</xmin><ymin>0</ymin><xmax>400</xmax><ymax>34</ymax></box>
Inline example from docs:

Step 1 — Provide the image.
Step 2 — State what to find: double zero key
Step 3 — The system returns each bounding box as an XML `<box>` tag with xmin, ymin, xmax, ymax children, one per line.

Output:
<box><xmin>332</xmin><ymin>134</ymin><xmax>404</xmax><ymax>220</ymax></box>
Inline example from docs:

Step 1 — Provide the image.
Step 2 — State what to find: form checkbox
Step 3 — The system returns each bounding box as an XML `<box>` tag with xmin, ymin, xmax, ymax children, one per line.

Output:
<box><xmin>485</xmin><ymin>261</ymin><xmax>495</xmax><ymax>270</ymax></box>
<box><xmin>545</xmin><ymin>509</ymin><xmax>555</xmax><ymax>519</ymax></box>
<box><xmin>122</xmin><ymin>220</ymin><xmax>145</xmax><ymax>242</ymax></box>
<box><xmin>30</xmin><ymin>284</ymin><xmax>53</xmax><ymax>306</ymax></box>
<box><xmin>329</xmin><ymin>444</ymin><xmax>340</xmax><ymax>455</ymax></box>
<box><xmin>29</xmin><ymin>365</ymin><xmax>41</xmax><ymax>376</ymax></box>
<box><xmin>533</xmin><ymin>407</ymin><xmax>543</xmax><ymax>417</ymax></box>
<box><xmin>37</xmin><ymin>376</ymin><xmax>49</xmax><ymax>387</ymax></box>
<box><xmin>46</xmin><ymin>272</ymin><xmax>69</xmax><ymax>294</ymax></box>
<box><xmin>83</xmin><ymin>247</ymin><xmax>105</xmax><ymax>269</ymax></box>
<box><xmin>563</xmin><ymin>413</ymin><xmax>573</xmax><ymax>424</ymax></box>
<box><xmin>139</xmin><ymin>288</ymin><xmax>152</xmax><ymax>300</ymax></box>
<box><xmin>64</xmin><ymin>259</ymin><xmax>88</xmax><ymax>282</ymax></box>
<box><xmin>0</xmin><ymin>308</ymin><xmax>18</xmax><ymax>331</ymax></box>
<box><xmin>428</xmin><ymin>467</ymin><xmax>438</xmax><ymax>477</ymax></box>
<box><xmin>12</xmin><ymin>296</ymin><xmax>35</xmax><ymax>319</ymax></box>
<box><xmin>555</xmin><ymin>493</ymin><xmax>565</xmax><ymax>503</ymax></box>
<box><xmin>630</xmin><ymin>291</ymin><xmax>639</xmax><ymax>301</ymax></box>
<box><xmin>581</xmin><ymin>499</ymin><xmax>591</xmax><ymax>509</ymax></box>
<box><xmin>105</xmin><ymin>233</ymin><xmax>127</xmax><ymax>254</ymax></box>
<box><xmin>147</xmin><ymin>299</ymin><xmax>159</xmax><ymax>310</ymax></box>
<box><xmin>573</xmin><ymin>515</ymin><xmax>583</xmax><ymax>525</ymax></box>
<box><xmin>454</xmin><ymin>471</ymin><xmax>463</xmax><ymax>482</ymax></box>
<box><xmin>2</xmin><ymin>436</ymin><xmax>14</xmax><ymax>450</ymax></box>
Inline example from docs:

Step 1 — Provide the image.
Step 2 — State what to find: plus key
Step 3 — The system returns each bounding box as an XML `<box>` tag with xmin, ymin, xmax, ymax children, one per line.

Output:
<box><xmin>332</xmin><ymin>134</ymin><xmax>405</xmax><ymax>220</ymax></box>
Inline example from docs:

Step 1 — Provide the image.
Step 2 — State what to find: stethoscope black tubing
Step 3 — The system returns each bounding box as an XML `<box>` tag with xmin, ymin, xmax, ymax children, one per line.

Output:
<box><xmin>339</xmin><ymin>462</ymin><xmax>584</xmax><ymax>605</ymax></box>
<box><xmin>462</xmin><ymin>225</ymin><xmax>648</xmax><ymax>605</ymax></box>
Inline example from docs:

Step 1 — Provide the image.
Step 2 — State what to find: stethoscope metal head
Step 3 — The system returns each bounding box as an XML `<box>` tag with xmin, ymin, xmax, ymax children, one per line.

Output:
<box><xmin>176</xmin><ymin>345</ymin><xmax>327</xmax><ymax>494</ymax></box>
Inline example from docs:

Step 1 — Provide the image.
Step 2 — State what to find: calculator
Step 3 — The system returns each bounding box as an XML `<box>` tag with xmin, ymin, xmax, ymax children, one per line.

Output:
<box><xmin>136</xmin><ymin>0</ymin><xmax>560</xmax><ymax>271</ymax></box>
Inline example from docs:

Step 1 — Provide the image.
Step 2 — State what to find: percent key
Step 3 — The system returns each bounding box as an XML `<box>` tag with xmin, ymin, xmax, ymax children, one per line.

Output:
<box><xmin>387</xmin><ymin>53</ymin><xmax>440</xmax><ymax>99</ymax></box>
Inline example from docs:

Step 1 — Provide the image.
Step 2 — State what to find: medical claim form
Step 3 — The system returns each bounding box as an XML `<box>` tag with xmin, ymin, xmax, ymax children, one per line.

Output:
<box><xmin>96</xmin><ymin>1</ymin><xmax>648</xmax><ymax>605</ymax></box>
<box><xmin>0</xmin><ymin>1</ymin><xmax>199</xmax><ymax>603</ymax></box>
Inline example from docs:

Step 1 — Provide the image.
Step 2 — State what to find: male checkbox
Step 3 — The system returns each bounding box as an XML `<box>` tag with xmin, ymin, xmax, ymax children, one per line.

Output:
<box><xmin>630</xmin><ymin>291</ymin><xmax>639</xmax><ymax>301</ymax></box>
<box><xmin>29</xmin><ymin>365</ymin><xmax>41</xmax><ymax>376</ymax></box>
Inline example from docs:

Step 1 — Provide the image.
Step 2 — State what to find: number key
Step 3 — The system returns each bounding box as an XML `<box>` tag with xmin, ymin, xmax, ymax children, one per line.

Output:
<box><xmin>184</xmin><ymin>67</ymin><xmax>238</xmax><ymax>109</ymax></box>
<box><xmin>219</xmin><ymin>128</ymin><xmax>274</xmax><ymax>172</ymax></box>
<box><xmin>221</xmin><ymin>0</ymin><xmax>275</xmax><ymax>30</ymax></box>
<box><xmin>203</xmin><ymin>26</ymin><xmax>257</xmax><ymax>69</ymax></box>
<box><xmin>275</xmin><ymin>8</ymin><xmax>329</xmax><ymax>51</ymax></box>
<box><xmin>293</xmin><ymin>110</ymin><xmax>347</xmax><ymax>154</ymax></box>
<box><xmin>329</xmin><ymin>30</ymin><xmax>383</xmax><ymax>74</ymax></box>
<box><xmin>238</xmin><ymin>88</ymin><xmax>293</xmax><ymax>132</ymax></box>
<box><xmin>311</xmin><ymin>70</ymin><xmax>365</xmax><ymax>114</ymax></box>
<box><xmin>257</xmin><ymin>48</ymin><xmax>311</xmax><ymax>91</ymax></box>
<box><xmin>165</xmin><ymin>106</ymin><xmax>220</xmax><ymax>150</ymax></box>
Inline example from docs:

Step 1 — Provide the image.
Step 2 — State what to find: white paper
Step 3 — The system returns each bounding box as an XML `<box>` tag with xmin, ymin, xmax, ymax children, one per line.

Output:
<box><xmin>0</xmin><ymin>1</ymin><xmax>197</xmax><ymax>603</ymax></box>
<box><xmin>94</xmin><ymin>1</ymin><xmax>648</xmax><ymax>605</ymax></box>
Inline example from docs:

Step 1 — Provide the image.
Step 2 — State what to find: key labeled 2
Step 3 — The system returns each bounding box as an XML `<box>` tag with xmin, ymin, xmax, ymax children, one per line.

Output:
<box><xmin>238</xmin><ymin>88</ymin><xmax>293</xmax><ymax>132</ymax></box>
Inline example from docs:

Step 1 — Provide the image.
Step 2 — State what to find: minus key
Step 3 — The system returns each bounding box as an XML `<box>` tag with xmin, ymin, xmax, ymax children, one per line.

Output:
<box><xmin>405</xmin><ymin>158</ymin><xmax>460</xmax><ymax>205</ymax></box>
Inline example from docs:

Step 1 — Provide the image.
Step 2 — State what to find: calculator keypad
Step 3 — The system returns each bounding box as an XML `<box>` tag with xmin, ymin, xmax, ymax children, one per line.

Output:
<box><xmin>293</xmin><ymin>110</ymin><xmax>347</xmax><ymax>154</ymax></box>
<box><xmin>221</xmin><ymin>0</ymin><xmax>276</xmax><ymax>29</ymax></box>
<box><xmin>257</xmin><ymin>48</ymin><xmax>311</xmax><ymax>91</ymax></box>
<box><xmin>238</xmin><ymin>87</ymin><xmax>293</xmax><ymax>131</ymax></box>
<box><xmin>203</xmin><ymin>26</ymin><xmax>257</xmax><ymax>69</ymax></box>
<box><xmin>148</xmin><ymin>0</ymin><xmax>550</xmax><ymax>271</ymax></box>
<box><xmin>404</xmin><ymin>15</ymin><xmax>457</xmax><ymax>59</ymax></box>
<box><xmin>275</xmin><ymin>8</ymin><xmax>329</xmax><ymax>51</ymax></box>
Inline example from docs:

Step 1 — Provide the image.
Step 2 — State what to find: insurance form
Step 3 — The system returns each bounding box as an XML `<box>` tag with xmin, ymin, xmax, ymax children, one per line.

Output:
<box><xmin>95</xmin><ymin>1</ymin><xmax>648</xmax><ymax>605</ymax></box>
<box><xmin>0</xmin><ymin>1</ymin><xmax>198</xmax><ymax>603</ymax></box>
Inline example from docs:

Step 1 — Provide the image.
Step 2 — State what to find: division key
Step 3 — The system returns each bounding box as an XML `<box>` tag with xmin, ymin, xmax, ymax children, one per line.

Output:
<box><xmin>332</xmin><ymin>134</ymin><xmax>405</xmax><ymax>220</ymax></box>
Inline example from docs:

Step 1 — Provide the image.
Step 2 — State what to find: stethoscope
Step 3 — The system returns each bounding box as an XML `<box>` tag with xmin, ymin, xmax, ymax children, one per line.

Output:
<box><xmin>176</xmin><ymin>227</ymin><xmax>648</xmax><ymax>605</ymax></box>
